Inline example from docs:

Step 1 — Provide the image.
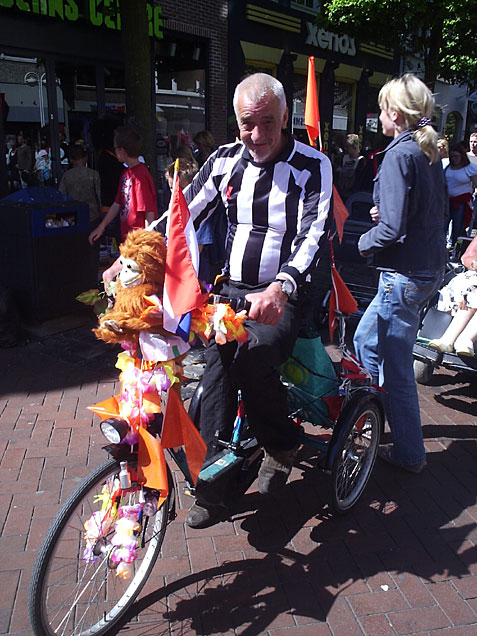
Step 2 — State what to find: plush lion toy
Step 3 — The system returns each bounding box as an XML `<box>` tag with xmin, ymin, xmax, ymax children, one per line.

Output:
<box><xmin>94</xmin><ymin>229</ymin><xmax>168</xmax><ymax>347</ymax></box>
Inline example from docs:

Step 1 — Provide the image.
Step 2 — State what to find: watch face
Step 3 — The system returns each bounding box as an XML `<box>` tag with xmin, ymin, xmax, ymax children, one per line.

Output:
<box><xmin>282</xmin><ymin>280</ymin><xmax>294</xmax><ymax>296</ymax></box>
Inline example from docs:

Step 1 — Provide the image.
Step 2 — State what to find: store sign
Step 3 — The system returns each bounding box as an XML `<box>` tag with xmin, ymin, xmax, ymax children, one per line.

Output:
<box><xmin>305</xmin><ymin>22</ymin><xmax>356</xmax><ymax>57</ymax></box>
<box><xmin>0</xmin><ymin>0</ymin><xmax>163</xmax><ymax>38</ymax></box>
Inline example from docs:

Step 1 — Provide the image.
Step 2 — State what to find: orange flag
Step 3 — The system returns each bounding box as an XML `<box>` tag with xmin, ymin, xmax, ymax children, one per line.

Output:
<box><xmin>332</xmin><ymin>186</ymin><xmax>349</xmax><ymax>244</ymax></box>
<box><xmin>329</xmin><ymin>265</ymin><xmax>358</xmax><ymax>342</ymax></box>
<box><xmin>305</xmin><ymin>55</ymin><xmax>348</xmax><ymax>243</ymax></box>
<box><xmin>137</xmin><ymin>427</ymin><xmax>169</xmax><ymax>504</ymax></box>
<box><xmin>305</xmin><ymin>56</ymin><xmax>321</xmax><ymax>149</ymax></box>
<box><xmin>161</xmin><ymin>389</ymin><xmax>207</xmax><ymax>486</ymax></box>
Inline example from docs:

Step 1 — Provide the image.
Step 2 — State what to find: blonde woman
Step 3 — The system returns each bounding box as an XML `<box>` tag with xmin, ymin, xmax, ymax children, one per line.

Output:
<box><xmin>353</xmin><ymin>73</ymin><xmax>447</xmax><ymax>474</ymax></box>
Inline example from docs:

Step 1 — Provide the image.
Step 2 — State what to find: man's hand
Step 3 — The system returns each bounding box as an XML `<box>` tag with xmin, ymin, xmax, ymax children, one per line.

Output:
<box><xmin>245</xmin><ymin>282</ymin><xmax>288</xmax><ymax>326</ymax></box>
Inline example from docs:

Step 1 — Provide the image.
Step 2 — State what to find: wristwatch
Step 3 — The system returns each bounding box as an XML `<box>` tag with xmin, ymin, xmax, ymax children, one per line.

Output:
<box><xmin>273</xmin><ymin>278</ymin><xmax>294</xmax><ymax>298</ymax></box>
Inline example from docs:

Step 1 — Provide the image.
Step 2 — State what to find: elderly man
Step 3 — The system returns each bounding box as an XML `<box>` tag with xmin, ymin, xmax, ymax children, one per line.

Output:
<box><xmin>182</xmin><ymin>73</ymin><xmax>333</xmax><ymax>528</ymax></box>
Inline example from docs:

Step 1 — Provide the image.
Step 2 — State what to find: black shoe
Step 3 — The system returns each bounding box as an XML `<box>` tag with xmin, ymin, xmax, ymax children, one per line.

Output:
<box><xmin>378</xmin><ymin>445</ymin><xmax>427</xmax><ymax>474</ymax></box>
<box><xmin>258</xmin><ymin>444</ymin><xmax>300</xmax><ymax>495</ymax></box>
<box><xmin>185</xmin><ymin>502</ymin><xmax>228</xmax><ymax>529</ymax></box>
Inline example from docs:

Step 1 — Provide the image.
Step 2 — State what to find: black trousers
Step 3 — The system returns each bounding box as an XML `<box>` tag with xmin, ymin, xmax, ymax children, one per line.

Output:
<box><xmin>199</xmin><ymin>280</ymin><xmax>302</xmax><ymax>461</ymax></box>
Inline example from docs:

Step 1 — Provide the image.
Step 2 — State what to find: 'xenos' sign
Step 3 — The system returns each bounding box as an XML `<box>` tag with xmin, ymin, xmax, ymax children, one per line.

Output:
<box><xmin>0</xmin><ymin>0</ymin><xmax>163</xmax><ymax>38</ymax></box>
<box><xmin>305</xmin><ymin>22</ymin><xmax>356</xmax><ymax>57</ymax></box>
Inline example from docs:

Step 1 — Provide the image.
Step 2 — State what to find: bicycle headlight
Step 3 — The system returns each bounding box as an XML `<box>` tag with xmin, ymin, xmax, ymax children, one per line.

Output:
<box><xmin>100</xmin><ymin>418</ymin><xmax>130</xmax><ymax>444</ymax></box>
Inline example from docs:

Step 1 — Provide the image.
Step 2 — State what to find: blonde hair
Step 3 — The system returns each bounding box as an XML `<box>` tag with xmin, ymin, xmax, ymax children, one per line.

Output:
<box><xmin>379</xmin><ymin>73</ymin><xmax>439</xmax><ymax>164</ymax></box>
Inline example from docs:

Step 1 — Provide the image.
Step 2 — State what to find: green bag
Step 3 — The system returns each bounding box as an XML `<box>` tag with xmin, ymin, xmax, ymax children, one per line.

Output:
<box><xmin>280</xmin><ymin>335</ymin><xmax>339</xmax><ymax>426</ymax></box>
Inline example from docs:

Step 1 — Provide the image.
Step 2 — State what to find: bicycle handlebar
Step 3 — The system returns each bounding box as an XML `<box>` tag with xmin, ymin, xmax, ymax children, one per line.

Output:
<box><xmin>208</xmin><ymin>294</ymin><xmax>251</xmax><ymax>314</ymax></box>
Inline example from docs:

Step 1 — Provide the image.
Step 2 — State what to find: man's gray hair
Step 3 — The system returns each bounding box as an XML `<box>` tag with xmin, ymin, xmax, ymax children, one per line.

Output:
<box><xmin>233</xmin><ymin>73</ymin><xmax>287</xmax><ymax>119</ymax></box>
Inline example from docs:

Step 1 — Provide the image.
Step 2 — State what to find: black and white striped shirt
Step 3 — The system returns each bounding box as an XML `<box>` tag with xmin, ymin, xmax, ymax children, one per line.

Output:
<box><xmin>185</xmin><ymin>135</ymin><xmax>332</xmax><ymax>287</ymax></box>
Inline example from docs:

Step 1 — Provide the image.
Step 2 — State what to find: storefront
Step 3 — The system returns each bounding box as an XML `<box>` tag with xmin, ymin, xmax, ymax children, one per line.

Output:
<box><xmin>227</xmin><ymin>1</ymin><xmax>400</xmax><ymax>157</ymax></box>
<box><xmin>0</xmin><ymin>0</ymin><xmax>227</xmax><ymax>192</ymax></box>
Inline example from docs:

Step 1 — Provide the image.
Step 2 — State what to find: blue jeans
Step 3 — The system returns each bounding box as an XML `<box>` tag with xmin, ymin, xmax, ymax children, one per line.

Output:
<box><xmin>353</xmin><ymin>269</ymin><xmax>444</xmax><ymax>466</ymax></box>
<box><xmin>447</xmin><ymin>202</ymin><xmax>466</xmax><ymax>247</ymax></box>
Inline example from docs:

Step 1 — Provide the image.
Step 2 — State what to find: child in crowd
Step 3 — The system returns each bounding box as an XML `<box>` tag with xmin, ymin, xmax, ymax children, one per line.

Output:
<box><xmin>89</xmin><ymin>125</ymin><xmax>157</xmax><ymax>245</ymax></box>
<box><xmin>59</xmin><ymin>144</ymin><xmax>102</xmax><ymax>285</ymax></box>
<box><xmin>89</xmin><ymin>125</ymin><xmax>157</xmax><ymax>282</ymax></box>
<box><xmin>429</xmin><ymin>235</ymin><xmax>477</xmax><ymax>356</ymax></box>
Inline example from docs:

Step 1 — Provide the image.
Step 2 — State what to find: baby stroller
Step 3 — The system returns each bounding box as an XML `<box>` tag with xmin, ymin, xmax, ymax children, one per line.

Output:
<box><xmin>413</xmin><ymin>237</ymin><xmax>477</xmax><ymax>384</ymax></box>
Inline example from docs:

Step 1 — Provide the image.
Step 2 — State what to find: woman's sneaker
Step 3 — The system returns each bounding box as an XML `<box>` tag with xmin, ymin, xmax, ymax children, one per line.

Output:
<box><xmin>428</xmin><ymin>338</ymin><xmax>453</xmax><ymax>353</ymax></box>
<box><xmin>454</xmin><ymin>337</ymin><xmax>475</xmax><ymax>356</ymax></box>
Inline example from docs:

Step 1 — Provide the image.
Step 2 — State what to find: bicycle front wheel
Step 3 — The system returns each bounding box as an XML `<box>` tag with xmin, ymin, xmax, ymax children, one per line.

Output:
<box><xmin>29</xmin><ymin>456</ymin><xmax>171</xmax><ymax>636</ymax></box>
<box><xmin>330</xmin><ymin>395</ymin><xmax>381</xmax><ymax>514</ymax></box>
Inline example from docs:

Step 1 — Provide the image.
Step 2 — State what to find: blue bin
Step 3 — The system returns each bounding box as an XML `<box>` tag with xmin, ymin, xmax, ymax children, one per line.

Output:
<box><xmin>0</xmin><ymin>187</ymin><xmax>94</xmax><ymax>322</ymax></box>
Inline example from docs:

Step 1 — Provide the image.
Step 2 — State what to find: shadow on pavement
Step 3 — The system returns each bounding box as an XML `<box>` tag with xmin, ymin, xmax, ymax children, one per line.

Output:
<box><xmin>112</xmin><ymin>437</ymin><xmax>476</xmax><ymax>635</ymax></box>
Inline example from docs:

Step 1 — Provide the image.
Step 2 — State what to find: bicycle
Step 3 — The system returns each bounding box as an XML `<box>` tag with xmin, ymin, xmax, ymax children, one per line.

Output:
<box><xmin>28</xmin><ymin>297</ymin><xmax>383</xmax><ymax>636</ymax></box>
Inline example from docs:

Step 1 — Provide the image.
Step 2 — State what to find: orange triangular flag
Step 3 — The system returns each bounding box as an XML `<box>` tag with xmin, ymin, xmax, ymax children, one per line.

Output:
<box><xmin>137</xmin><ymin>427</ymin><xmax>169</xmax><ymax>503</ymax></box>
<box><xmin>329</xmin><ymin>265</ymin><xmax>358</xmax><ymax>342</ymax></box>
<box><xmin>305</xmin><ymin>56</ymin><xmax>321</xmax><ymax>149</ymax></box>
<box><xmin>333</xmin><ymin>186</ymin><xmax>348</xmax><ymax>244</ymax></box>
<box><xmin>161</xmin><ymin>389</ymin><xmax>207</xmax><ymax>485</ymax></box>
<box><xmin>87</xmin><ymin>396</ymin><xmax>120</xmax><ymax>420</ymax></box>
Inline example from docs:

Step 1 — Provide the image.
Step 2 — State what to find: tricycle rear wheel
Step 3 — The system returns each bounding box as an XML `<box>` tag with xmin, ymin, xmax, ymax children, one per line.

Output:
<box><xmin>330</xmin><ymin>396</ymin><xmax>381</xmax><ymax>514</ymax></box>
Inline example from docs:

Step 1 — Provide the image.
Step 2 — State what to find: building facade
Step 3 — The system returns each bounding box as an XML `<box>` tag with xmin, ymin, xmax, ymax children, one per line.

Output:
<box><xmin>0</xmin><ymin>0</ymin><xmax>227</xmax><ymax>191</ymax></box>
<box><xmin>227</xmin><ymin>0</ymin><xmax>400</xmax><ymax>157</ymax></box>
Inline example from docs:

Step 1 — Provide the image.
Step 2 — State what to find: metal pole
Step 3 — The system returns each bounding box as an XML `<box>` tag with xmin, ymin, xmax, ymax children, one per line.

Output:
<box><xmin>45</xmin><ymin>57</ymin><xmax>60</xmax><ymax>186</ymax></box>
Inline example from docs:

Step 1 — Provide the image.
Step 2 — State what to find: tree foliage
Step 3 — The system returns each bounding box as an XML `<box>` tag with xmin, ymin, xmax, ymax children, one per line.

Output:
<box><xmin>318</xmin><ymin>0</ymin><xmax>477</xmax><ymax>88</ymax></box>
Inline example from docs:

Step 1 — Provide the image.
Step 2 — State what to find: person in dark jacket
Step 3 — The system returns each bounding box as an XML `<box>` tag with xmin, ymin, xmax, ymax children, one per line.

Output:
<box><xmin>353</xmin><ymin>73</ymin><xmax>447</xmax><ymax>474</ymax></box>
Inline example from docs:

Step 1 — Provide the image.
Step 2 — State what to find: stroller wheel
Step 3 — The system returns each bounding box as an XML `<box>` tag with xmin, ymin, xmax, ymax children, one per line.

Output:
<box><xmin>413</xmin><ymin>359</ymin><xmax>434</xmax><ymax>385</ymax></box>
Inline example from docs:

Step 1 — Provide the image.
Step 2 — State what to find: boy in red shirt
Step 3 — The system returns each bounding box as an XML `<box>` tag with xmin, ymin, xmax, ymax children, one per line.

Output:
<box><xmin>89</xmin><ymin>125</ymin><xmax>157</xmax><ymax>281</ymax></box>
<box><xmin>89</xmin><ymin>125</ymin><xmax>157</xmax><ymax>244</ymax></box>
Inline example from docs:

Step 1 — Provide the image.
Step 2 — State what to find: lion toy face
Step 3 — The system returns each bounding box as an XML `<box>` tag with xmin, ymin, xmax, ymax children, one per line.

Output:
<box><xmin>93</xmin><ymin>229</ymin><xmax>167</xmax><ymax>346</ymax></box>
<box><xmin>118</xmin><ymin>229</ymin><xmax>167</xmax><ymax>288</ymax></box>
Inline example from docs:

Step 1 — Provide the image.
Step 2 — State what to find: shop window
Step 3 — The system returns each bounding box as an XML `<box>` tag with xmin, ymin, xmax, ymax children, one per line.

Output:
<box><xmin>154</xmin><ymin>36</ymin><xmax>206</xmax><ymax>164</ymax></box>
<box><xmin>333</xmin><ymin>81</ymin><xmax>353</xmax><ymax>133</ymax></box>
<box><xmin>291</xmin><ymin>0</ymin><xmax>320</xmax><ymax>13</ymax></box>
<box><xmin>291</xmin><ymin>72</ymin><xmax>309</xmax><ymax>145</ymax></box>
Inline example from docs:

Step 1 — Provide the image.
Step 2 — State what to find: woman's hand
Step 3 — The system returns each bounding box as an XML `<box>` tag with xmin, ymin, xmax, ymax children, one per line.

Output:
<box><xmin>369</xmin><ymin>206</ymin><xmax>380</xmax><ymax>224</ymax></box>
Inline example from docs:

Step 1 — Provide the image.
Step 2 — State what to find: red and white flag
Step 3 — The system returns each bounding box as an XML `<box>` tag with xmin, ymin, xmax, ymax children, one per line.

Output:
<box><xmin>163</xmin><ymin>160</ymin><xmax>208</xmax><ymax>340</ymax></box>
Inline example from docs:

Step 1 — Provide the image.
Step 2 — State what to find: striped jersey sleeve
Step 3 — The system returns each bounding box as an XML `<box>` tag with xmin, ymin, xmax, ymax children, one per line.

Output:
<box><xmin>185</xmin><ymin>137</ymin><xmax>332</xmax><ymax>287</ymax></box>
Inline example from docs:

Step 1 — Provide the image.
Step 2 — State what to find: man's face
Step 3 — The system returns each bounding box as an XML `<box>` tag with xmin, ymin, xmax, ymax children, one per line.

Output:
<box><xmin>237</xmin><ymin>92</ymin><xmax>288</xmax><ymax>163</ymax></box>
<box><xmin>470</xmin><ymin>136</ymin><xmax>477</xmax><ymax>155</ymax></box>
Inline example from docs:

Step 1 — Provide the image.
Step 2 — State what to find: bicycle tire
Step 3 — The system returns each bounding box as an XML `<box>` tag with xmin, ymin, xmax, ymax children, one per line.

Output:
<box><xmin>29</xmin><ymin>456</ymin><xmax>171</xmax><ymax>636</ymax></box>
<box><xmin>330</xmin><ymin>396</ymin><xmax>381</xmax><ymax>514</ymax></box>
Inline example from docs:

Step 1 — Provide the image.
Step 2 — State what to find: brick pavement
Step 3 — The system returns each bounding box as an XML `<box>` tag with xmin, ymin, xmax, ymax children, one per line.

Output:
<box><xmin>0</xmin><ymin>318</ymin><xmax>476</xmax><ymax>635</ymax></box>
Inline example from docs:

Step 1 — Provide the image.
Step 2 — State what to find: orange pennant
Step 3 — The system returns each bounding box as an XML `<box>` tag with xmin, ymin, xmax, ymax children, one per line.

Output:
<box><xmin>332</xmin><ymin>186</ymin><xmax>348</xmax><ymax>244</ymax></box>
<box><xmin>87</xmin><ymin>396</ymin><xmax>120</xmax><ymax>420</ymax></box>
<box><xmin>305</xmin><ymin>56</ymin><xmax>320</xmax><ymax>149</ymax></box>
<box><xmin>161</xmin><ymin>390</ymin><xmax>207</xmax><ymax>486</ymax></box>
<box><xmin>137</xmin><ymin>427</ymin><xmax>169</xmax><ymax>503</ymax></box>
<box><xmin>329</xmin><ymin>266</ymin><xmax>358</xmax><ymax>342</ymax></box>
